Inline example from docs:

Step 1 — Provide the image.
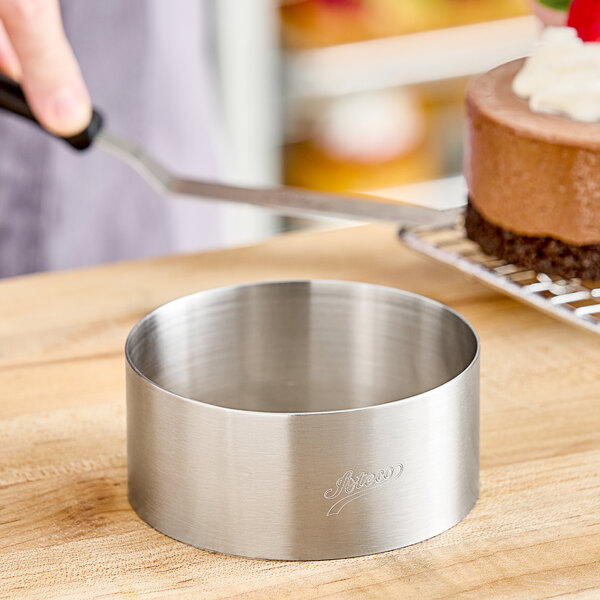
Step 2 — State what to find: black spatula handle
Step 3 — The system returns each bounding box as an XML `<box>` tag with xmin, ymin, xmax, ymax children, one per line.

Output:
<box><xmin>0</xmin><ymin>72</ymin><xmax>104</xmax><ymax>150</ymax></box>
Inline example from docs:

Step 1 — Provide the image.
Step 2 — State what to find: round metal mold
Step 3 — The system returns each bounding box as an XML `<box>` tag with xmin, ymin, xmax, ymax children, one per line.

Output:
<box><xmin>126</xmin><ymin>280</ymin><xmax>480</xmax><ymax>560</ymax></box>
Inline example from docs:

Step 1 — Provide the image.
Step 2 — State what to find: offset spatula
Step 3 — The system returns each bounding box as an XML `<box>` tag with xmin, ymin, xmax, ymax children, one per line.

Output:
<box><xmin>0</xmin><ymin>73</ymin><xmax>461</xmax><ymax>229</ymax></box>
<box><xmin>4</xmin><ymin>73</ymin><xmax>600</xmax><ymax>336</ymax></box>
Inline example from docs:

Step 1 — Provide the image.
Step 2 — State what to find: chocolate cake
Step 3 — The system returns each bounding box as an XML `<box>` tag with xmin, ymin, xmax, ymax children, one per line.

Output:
<box><xmin>464</xmin><ymin>55</ymin><xmax>600</xmax><ymax>279</ymax></box>
<box><xmin>465</xmin><ymin>200</ymin><xmax>600</xmax><ymax>279</ymax></box>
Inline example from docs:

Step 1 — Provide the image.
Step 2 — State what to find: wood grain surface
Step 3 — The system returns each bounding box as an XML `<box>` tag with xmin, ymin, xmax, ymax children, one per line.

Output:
<box><xmin>1</xmin><ymin>224</ymin><xmax>599</xmax><ymax>599</ymax></box>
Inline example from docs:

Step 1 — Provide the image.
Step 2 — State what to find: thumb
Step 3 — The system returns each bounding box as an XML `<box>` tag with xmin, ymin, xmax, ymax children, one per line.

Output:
<box><xmin>0</xmin><ymin>0</ymin><xmax>92</xmax><ymax>136</ymax></box>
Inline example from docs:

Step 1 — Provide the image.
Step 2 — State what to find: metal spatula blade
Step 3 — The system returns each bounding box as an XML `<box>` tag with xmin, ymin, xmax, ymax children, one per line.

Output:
<box><xmin>94</xmin><ymin>130</ymin><xmax>462</xmax><ymax>228</ymax></box>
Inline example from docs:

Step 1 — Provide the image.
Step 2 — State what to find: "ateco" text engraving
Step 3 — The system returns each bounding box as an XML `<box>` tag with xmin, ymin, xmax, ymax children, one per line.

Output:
<box><xmin>323</xmin><ymin>464</ymin><xmax>404</xmax><ymax>516</ymax></box>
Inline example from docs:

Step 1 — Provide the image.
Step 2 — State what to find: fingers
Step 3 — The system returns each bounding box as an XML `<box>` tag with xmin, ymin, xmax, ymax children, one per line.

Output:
<box><xmin>0</xmin><ymin>0</ymin><xmax>91</xmax><ymax>136</ymax></box>
<box><xmin>0</xmin><ymin>20</ymin><xmax>21</xmax><ymax>80</ymax></box>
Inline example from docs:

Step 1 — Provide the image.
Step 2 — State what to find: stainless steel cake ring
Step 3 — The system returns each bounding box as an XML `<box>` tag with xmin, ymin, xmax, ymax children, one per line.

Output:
<box><xmin>126</xmin><ymin>280</ymin><xmax>480</xmax><ymax>560</ymax></box>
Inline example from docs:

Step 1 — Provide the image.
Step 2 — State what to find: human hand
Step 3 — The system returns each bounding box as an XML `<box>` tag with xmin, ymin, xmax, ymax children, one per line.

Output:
<box><xmin>0</xmin><ymin>0</ymin><xmax>91</xmax><ymax>136</ymax></box>
<box><xmin>529</xmin><ymin>1</ymin><xmax>569</xmax><ymax>26</ymax></box>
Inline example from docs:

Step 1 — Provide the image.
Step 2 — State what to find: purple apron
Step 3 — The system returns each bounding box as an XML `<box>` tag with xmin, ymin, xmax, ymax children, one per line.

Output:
<box><xmin>0</xmin><ymin>0</ymin><xmax>225</xmax><ymax>277</ymax></box>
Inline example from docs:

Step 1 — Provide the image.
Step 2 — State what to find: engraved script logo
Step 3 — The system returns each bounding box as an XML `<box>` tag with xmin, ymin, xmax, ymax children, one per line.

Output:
<box><xmin>323</xmin><ymin>464</ymin><xmax>404</xmax><ymax>516</ymax></box>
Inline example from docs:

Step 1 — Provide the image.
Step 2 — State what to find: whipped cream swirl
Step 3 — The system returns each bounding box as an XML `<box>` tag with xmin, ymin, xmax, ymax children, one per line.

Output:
<box><xmin>512</xmin><ymin>27</ymin><xmax>600</xmax><ymax>123</ymax></box>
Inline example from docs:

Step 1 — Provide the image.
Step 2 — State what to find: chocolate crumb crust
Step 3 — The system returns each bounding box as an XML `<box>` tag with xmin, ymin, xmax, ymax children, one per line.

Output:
<box><xmin>465</xmin><ymin>200</ymin><xmax>600</xmax><ymax>281</ymax></box>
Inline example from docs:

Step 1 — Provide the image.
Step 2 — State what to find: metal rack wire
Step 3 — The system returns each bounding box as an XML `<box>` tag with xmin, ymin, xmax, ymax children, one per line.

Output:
<box><xmin>399</xmin><ymin>220</ymin><xmax>600</xmax><ymax>335</ymax></box>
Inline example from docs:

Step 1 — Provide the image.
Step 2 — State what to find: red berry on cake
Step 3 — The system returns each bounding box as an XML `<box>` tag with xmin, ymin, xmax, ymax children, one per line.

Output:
<box><xmin>567</xmin><ymin>0</ymin><xmax>600</xmax><ymax>41</ymax></box>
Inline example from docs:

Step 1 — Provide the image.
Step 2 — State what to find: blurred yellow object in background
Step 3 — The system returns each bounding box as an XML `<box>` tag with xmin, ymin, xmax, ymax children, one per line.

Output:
<box><xmin>281</xmin><ymin>0</ymin><xmax>530</xmax><ymax>49</ymax></box>
<box><xmin>284</xmin><ymin>89</ymin><xmax>440</xmax><ymax>191</ymax></box>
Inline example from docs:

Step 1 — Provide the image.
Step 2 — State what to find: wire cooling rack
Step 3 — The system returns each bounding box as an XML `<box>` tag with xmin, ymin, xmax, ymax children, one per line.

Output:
<box><xmin>399</xmin><ymin>220</ymin><xmax>600</xmax><ymax>336</ymax></box>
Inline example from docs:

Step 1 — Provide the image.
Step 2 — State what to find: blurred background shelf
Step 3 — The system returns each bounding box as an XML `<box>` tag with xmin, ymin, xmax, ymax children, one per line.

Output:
<box><xmin>211</xmin><ymin>1</ymin><xmax>539</xmax><ymax>240</ymax></box>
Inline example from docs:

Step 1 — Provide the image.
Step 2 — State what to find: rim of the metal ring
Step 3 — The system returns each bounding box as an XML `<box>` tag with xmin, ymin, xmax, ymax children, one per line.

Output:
<box><xmin>125</xmin><ymin>279</ymin><xmax>481</xmax><ymax>418</ymax></box>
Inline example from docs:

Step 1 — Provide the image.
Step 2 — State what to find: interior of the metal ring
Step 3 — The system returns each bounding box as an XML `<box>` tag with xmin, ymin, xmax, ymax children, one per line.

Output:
<box><xmin>127</xmin><ymin>282</ymin><xmax>478</xmax><ymax>413</ymax></box>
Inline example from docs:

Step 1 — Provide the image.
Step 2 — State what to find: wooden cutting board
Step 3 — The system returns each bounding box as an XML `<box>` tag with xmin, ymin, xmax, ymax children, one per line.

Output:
<box><xmin>1</xmin><ymin>224</ymin><xmax>599</xmax><ymax>600</ymax></box>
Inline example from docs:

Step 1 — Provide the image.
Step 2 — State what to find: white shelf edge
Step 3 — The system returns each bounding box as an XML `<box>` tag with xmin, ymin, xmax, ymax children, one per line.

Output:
<box><xmin>285</xmin><ymin>16</ymin><xmax>541</xmax><ymax>98</ymax></box>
